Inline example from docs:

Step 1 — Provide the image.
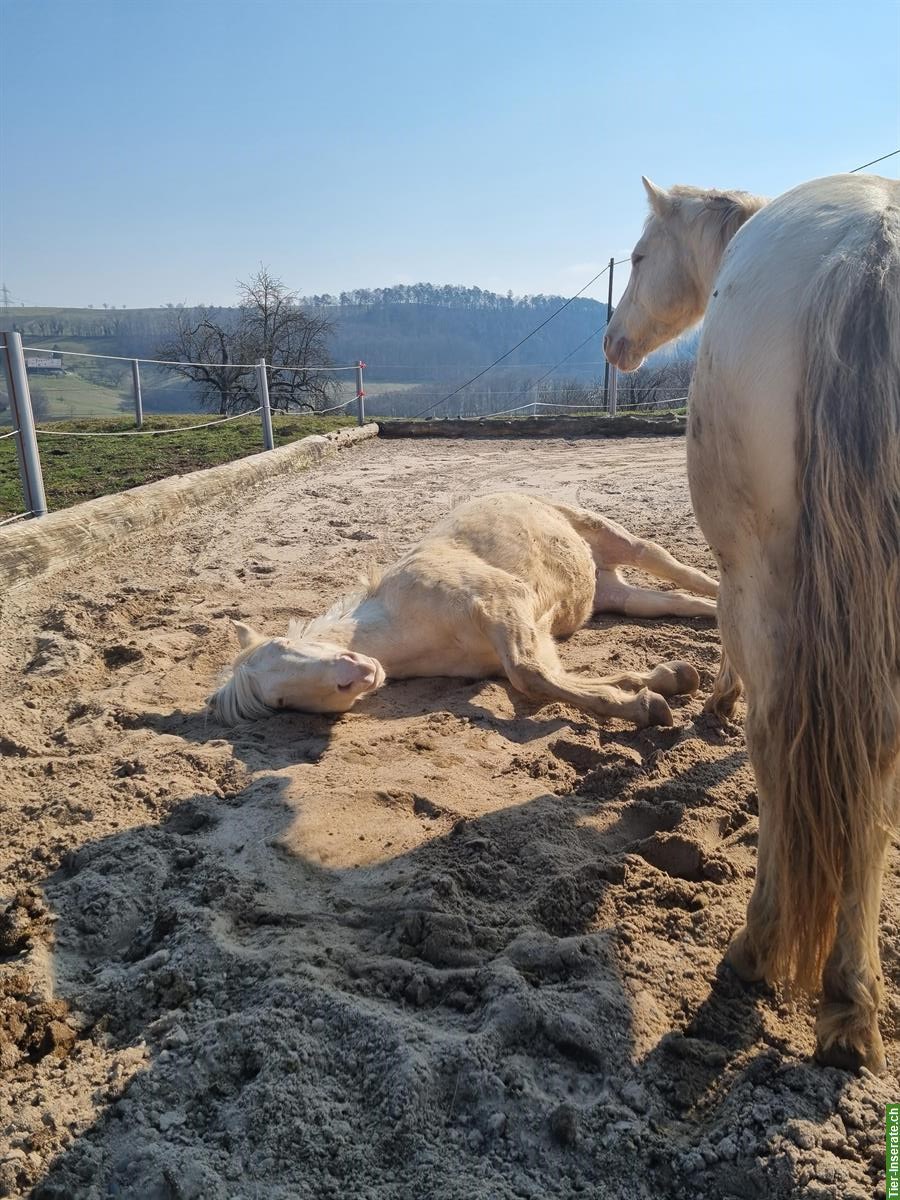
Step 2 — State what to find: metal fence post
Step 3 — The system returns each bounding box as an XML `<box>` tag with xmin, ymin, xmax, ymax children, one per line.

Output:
<box><xmin>2</xmin><ymin>331</ymin><xmax>47</xmax><ymax>518</ymax></box>
<box><xmin>603</xmin><ymin>256</ymin><xmax>615</xmax><ymax>409</ymax></box>
<box><xmin>131</xmin><ymin>359</ymin><xmax>143</xmax><ymax>429</ymax></box>
<box><xmin>256</xmin><ymin>359</ymin><xmax>274</xmax><ymax>451</ymax></box>
<box><xmin>355</xmin><ymin>360</ymin><xmax>366</xmax><ymax>426</ymax></box>
<box><xmin>608</xmin><ymin>365</ymin><xmax>618</xmax><ymax>417</ymax></box>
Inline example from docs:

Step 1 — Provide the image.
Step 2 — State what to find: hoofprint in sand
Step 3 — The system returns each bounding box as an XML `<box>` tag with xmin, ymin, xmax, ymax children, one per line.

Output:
<box><xmin>0</xmin><ymin>437</ymin><xmax>896</xmax><ymax>1200</ymax></box>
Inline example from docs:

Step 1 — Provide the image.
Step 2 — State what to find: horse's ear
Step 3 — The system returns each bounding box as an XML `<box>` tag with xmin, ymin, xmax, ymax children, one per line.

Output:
<box><xmin>232</xmin><ymin>619</ymin><xmax>262</xmax><ymax>650</ymax></box>
<box><xmin>642</xmin><ymin>176</ymin><xmax>672</xmax><ymax>218</ymax></box>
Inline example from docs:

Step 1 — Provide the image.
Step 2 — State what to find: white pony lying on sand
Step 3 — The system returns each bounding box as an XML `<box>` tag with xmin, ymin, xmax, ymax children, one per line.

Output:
<box><xmin>210</xmin><ymin>491</ymin><xmax>717</xmax><ymax>728</ymax></box>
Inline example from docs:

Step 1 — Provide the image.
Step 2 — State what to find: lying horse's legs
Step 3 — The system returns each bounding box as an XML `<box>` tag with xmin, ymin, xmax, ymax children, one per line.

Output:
<box><xmin>703</xmin><ymin>650</ymin><xmax>744</xmax><ymax>717</ymax></box>
<box><xmin>474</xmin><ymin>596</ymin><xmax>674</xmax><ymax>727</ymax></box>
<box><xmin>599</xmin><ymin>660</ymin><xmax>700</xmax><ymax>699</ymax></box>
<box><xmin>594</xmin><ymin>568</ymin><xmax>717</xmax><ymax>618</ymax></box>
<box><xmin>556</xmin><ymin>504</ymin><xmax>719</xmax><ymax>597</ymax></box>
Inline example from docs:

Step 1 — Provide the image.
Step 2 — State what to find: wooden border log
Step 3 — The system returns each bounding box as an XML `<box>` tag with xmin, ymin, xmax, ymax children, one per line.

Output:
<box><xmin>0</xmin><ymin>424</ymin><xmax>378</xmax><ymax>592</ymax></box>
<box><xmin>376</xmin><ymin>415</ymin><xmax>686</xmax><ymax>439</ymax></box>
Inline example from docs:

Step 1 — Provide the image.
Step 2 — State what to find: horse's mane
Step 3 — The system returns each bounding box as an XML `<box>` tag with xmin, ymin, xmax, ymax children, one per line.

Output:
<box><xmin>666</xmin><ymin>185</ymin><xmax>768</xmax><ymax>257</ymax></box>
<box><xmin>208</xmin><ymin>563</ymin><xmax>384</xmax><ymax>724</ymax></box>
<box><xmin>286</xmin><ymin>562</ymin><xmax>383</xmax><ymax>646</ymax></box>
<box><xmin>208</xmin><ymin>651</ymin><xmax>274</xmax><ymax>724</ymax></box>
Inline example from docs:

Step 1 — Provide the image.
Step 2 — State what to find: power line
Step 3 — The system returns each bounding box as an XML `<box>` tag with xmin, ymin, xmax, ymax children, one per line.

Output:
<box><xmin>494</xmin><ymin>324</ymin><xmax>607</xmax><ymax>408</ymax></box>
<box><xmin>850</xmin><ymin>149</ymin><xmax>899</xmax><ymax>173</ymax></box>
<box><xmin>409</xmin><ymin>260</ymin><xmax>629</xmax><ymax>419</ymax></box>
<box><xmin>412</xmin><ymin>144</ymin><xmax>897</xmax><ymax>422</ymax></box>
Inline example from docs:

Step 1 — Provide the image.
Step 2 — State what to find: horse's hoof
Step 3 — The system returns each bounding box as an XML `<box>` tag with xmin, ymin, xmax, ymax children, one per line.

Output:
<box><xmin>814</xmin><ymin>1035</ymin><xmax>886</xmax><ymax>1074</ymax></box>
<box><xmin>725</xmin><ymin>927</ymin><xmax>765</xmax><ymax>984</ymax></box>
<box><xmin>641</xmin><ymin>690</ymin><xmax>673</xmax><ymax>727</ymax></box>
<box><xmin>670</xmin><ymin>661</ymin><xmax>700</xmax><ymax>696</ymax></box>
<box><xmin>815</xmin><ymin>1009</ymin><xmax>887</xmax><ymax>1073</ymax></box>
<box><xmin>703</xmin><ymin>691</ymin><xmax>738</xmax><ymax>719</ymax></box>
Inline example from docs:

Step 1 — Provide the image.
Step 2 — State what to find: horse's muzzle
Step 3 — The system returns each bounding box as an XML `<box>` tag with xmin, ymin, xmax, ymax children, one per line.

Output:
<box><xmin>603</xmin><ymin>334</ymin><xmax>642</xmax><ymax>372</ymax></box>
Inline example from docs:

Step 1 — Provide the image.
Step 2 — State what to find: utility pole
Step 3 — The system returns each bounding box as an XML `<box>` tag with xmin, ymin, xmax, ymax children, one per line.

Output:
<box><xmin>603</xmin><ymin>257</ymin><xmax>615</xmax><ymax>409</ymax></box>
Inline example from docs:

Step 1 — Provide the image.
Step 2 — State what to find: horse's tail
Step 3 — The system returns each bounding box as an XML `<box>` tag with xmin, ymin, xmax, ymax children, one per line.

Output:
<box><xmin>765</xmin><ymin>202</ymin><xmax>900</xmax><ymax>993</ymax></box>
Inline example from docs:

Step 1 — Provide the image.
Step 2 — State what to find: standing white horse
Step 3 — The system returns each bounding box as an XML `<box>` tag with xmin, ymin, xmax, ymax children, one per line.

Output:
<box><xmin>606</xmin><ymin>173</ymin><xmax>900</xmax><ymax>1072</ymax></box>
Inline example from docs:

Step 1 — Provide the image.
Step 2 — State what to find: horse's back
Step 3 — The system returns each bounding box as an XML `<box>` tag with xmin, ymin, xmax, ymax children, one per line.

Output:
<box><xmin>688</xmin><ymin>172</ymin><xmax>900</xmax><ymax>571</ymax></box>
<box><xmin>390</xmin><ymin>491</ymin><xmax>596</xmax><ymax>633</ymax></box>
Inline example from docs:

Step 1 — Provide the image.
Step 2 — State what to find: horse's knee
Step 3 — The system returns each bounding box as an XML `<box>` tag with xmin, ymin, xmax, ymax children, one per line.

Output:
<box><xmin>504</xmin><ymin>661</ymin><xmax>552</xmax><ymax>700</ymax></box>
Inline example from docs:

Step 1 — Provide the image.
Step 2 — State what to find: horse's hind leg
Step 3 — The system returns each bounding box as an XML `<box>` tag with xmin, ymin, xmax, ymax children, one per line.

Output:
<box><xmin>815</xmin><ymin>732</ymin><xmax>898</xmax><ymax>1073</ymax></box>
<box><xmin>473</xmin><ymin>595</ymin><xmax>674</xmax><ymax>727</ymax></box>
<box><xmin>815</xmin><ymin>823</ymin><xmax>891</xmax><ymax>1073</ymax></box>
<box><xmin>594</xmin><ymin>568</ymin><xmax>717</xmax><ymax>618</ymax></box>
<box><xmin>557</xmin><ymin>504</ymin><xmax>719</xmax><ymax>597</ymax></box>
<box><xmin>725</xmin><ymin>706</ymin><xmax>780</xmax><ymax>982</ymax></box>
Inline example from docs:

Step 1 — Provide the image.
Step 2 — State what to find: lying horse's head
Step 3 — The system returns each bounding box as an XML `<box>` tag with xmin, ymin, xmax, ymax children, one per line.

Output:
<box><xmin>604</xmin><ymin>176</ymin><xmax>766</xmax><ymax>372</ymax></box>
<box><xmin>207</xmin><ymin>620</ymin><xmax>386</xmax><ymax>724</ymax></box>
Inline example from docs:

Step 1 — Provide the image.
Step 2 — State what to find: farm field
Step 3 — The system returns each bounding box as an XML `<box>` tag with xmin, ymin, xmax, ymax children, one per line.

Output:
<box><xmin>0</xmin><ymin>436</ymin><xmax>895</xmax><ymax>1199</ymax></box>
<box><xmin>0</xmin><ymin>412</ymin><xmax>356</xmax><ymax>519</ymax></box>
<box><xmin>2</xmin><ymin>372</ymin><xmax>127</xmax><ymax>422</ymax></box>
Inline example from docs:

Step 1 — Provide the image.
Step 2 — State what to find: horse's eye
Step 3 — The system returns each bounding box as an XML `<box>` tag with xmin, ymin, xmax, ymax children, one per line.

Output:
<box><xmin>632</xmin><ymin>254</ymin><xmax>644</xmax><ymax>267</ymax></box>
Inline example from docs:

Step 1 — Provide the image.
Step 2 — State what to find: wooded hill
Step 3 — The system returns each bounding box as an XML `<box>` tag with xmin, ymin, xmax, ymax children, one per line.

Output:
<box><xmin>2</xmin><ymin>285</ymin><xmax>695</xmax><ymax>420</ymax></box>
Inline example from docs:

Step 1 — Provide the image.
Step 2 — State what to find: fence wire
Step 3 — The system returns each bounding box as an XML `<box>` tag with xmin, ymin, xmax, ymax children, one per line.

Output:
<box><xmin>21</xmin><ymin>346</ymin><xmax>358</xmax><ymax>372</ymax></box>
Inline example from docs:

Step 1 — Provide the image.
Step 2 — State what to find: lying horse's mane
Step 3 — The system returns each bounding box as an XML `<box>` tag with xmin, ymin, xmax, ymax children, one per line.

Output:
<box><xmin>286</xmin><ymin>563</ymin><xmax>383</xmax><ymax>646</ymax></box>
<box><xmin>208</xmin><ymin>651</ymin><xmax>273</xmax><ymax>725</ymax></box>
<box><xmin>209</xmin><ymin>565</ymin><xmax>383</xmax><ymax>724</ymax></box>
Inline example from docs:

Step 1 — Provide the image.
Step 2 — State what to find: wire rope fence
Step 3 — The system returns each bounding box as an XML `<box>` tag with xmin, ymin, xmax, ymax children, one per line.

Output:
<box><xmin>0</xmin><ymin>241</ymin><xmax>701</xmax><ymax>522</ymax></box>
<box><xmin>0</xmin><ymin>332</ymin><xmax>369</xmax><ymax>523</ymax></box>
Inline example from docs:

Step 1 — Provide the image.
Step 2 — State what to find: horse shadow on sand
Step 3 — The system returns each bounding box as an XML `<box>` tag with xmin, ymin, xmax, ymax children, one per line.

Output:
<box><xmin>16</xmin><ymin>690</ymin><xmax>886</xmax><ymax>1200</ymax></box>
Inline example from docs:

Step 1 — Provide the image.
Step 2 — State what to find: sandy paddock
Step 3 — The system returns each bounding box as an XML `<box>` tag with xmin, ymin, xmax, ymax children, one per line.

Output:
<box><xmin>0</xmin><ymin>435</ymin><xmax>897</xmax><ymax>1199</ymax></box>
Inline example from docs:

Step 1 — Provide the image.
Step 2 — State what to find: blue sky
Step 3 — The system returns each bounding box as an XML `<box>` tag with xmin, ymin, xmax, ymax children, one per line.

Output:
<box><xmin>1</xmin><ymin>0</ymin><xmax>897</xmax><ymax>309</ymax></box>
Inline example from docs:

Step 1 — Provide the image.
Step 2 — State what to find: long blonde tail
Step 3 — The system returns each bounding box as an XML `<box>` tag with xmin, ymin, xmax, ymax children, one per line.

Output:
<box><xmin>764</xmin><ymin>207</ymin><xmax>900</xmax><ymax>991</ymax></box>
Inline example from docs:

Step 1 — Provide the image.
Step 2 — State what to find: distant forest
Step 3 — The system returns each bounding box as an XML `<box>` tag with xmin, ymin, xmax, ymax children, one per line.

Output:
<box><xmin>2</xmin><ymin>282</ymin><xmax>696</xmax><ymax>419</ymax></box>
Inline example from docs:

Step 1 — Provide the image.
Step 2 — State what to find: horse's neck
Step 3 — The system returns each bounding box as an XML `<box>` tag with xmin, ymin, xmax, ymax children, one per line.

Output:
<box><xmin>691</xmin><ymin>235</ymin><xmax>730</xmax><ymax>301</ymax></box>
<box><xmin>296</xmin><ymin>596</ymin><xmax>394</xmax><ymax>661</ymax></box>
<box><xmin>688</xmin><ymin>194</ymin><xmax>769</xmax><ymax>305</ymax></box>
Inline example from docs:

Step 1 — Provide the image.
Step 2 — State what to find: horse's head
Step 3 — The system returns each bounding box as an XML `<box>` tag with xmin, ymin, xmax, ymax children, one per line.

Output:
<box><xmin>207</xmin><ymin>620</ymin><xmax>386</xmax><ymax>724</ymax></box>
<box><xmin>604</xmin><ymin>177</ymin><xmax>766</xmax><ymax>372</ymax></box>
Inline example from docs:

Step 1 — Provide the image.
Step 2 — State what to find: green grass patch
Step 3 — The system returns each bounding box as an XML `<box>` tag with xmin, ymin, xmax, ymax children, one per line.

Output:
<box><xmin>26</xmin><ymin>373</ymin><xmax>130</xmax><ymax>420</ymax></box>
<box><xmin>0</xmin><ymin>412</ymin><xmax>356</xmax><ymax>520</ymax></box>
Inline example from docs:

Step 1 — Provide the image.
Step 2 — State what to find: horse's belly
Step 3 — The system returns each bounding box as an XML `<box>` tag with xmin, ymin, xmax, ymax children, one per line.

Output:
<box><xmin>388</xmin><ymin>628</ymin><xmax>501</xmax><ymax>680</ymax></box>
<box><xmin>687</xmin><ymin>270</ymin><xmax>799</xmax><ymax>573</ymax></box>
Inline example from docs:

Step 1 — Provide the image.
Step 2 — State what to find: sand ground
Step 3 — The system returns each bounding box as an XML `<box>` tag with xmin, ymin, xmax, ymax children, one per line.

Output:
<box><xmin>0</xmin><ymin>435</ymin><xmax>897</xmax><ymax>1199</ymax></box>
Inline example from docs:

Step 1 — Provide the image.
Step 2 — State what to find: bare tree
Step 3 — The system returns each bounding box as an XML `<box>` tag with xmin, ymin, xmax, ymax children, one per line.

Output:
<box><xmin>157</xmin><ymin>268</ymin><xmax>341</xmax><ymax>415</ymax></box>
